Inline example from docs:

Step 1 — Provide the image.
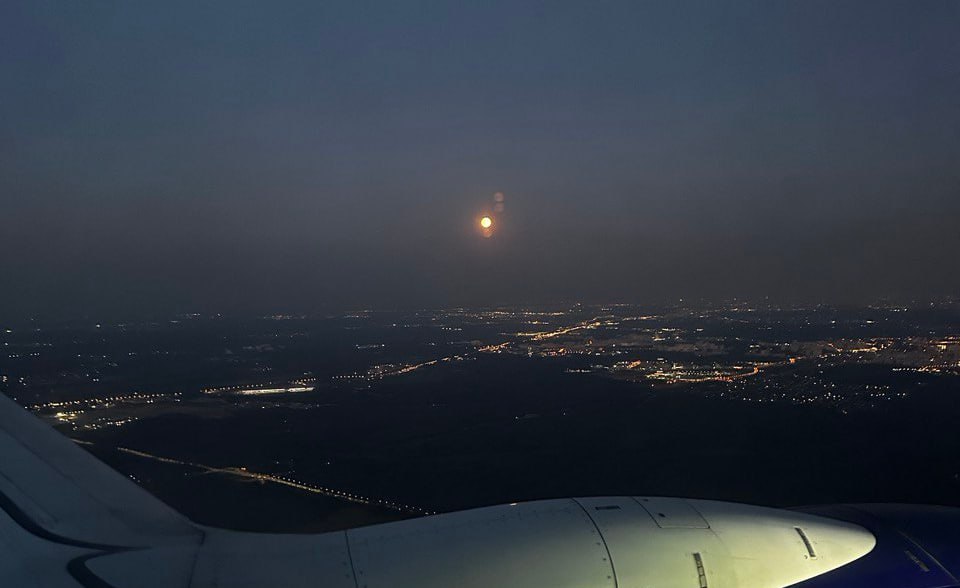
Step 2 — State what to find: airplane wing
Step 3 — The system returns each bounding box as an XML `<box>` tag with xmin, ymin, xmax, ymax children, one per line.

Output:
<box><xmin>4</xmin><ymin>390</ymin><xmax>955</xmax><ymax>588</ymax></box>
<box><xmin>0</xmin><ymin>391</ymin><xmax>202</xmax><ymax>587</ymax></box>
<box><xmin>0</xmin><ymin>391</ymin><xmax>199</xmax><ymax>547</ymax></box>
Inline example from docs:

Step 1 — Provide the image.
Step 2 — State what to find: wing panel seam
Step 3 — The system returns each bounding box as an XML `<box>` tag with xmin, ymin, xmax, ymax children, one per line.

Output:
<box><xmin>571</xmin><ymin>498</ymin><xmax>619</xmax><ymax>588</ymax></box>
<box><xmin>897</xmin><ymin>530</ymin><xmax>960</xmax><ymax>584</ymax></box>
<box><xmin>344</xmin><ymin>530</ymin><xmax>361</xmax><ymax>588</ymax></box>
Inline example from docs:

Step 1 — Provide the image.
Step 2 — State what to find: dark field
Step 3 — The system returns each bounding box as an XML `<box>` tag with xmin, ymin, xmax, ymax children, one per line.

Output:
<box><xmin>79</xmin><ymin>355</ymin><xmax>960</xmax><ymax>532</ymax></box>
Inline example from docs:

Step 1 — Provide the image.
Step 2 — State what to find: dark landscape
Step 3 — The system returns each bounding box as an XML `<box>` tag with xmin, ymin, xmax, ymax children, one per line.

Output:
<box><xmin>3</xmin><ymin>302</ymin><xmax>958</xmax><ymax>532</ymax></box>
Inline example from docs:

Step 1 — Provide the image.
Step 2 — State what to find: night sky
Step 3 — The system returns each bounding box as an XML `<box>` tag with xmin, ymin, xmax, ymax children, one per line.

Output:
<box><xmin>2</xmin><ymin>1</ymin><xmax>959</xmax><ymax>319</ymax></box>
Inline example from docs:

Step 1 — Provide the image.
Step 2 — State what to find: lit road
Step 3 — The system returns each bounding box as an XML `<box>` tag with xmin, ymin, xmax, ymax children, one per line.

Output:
<box><xmin>113</xmin><ymin>446</ymin><xmax>433</xmax><ymax>516</ymax></box>
<box><xmin>343</xmin><ymin>315</ymin><xmax>608</xmax><ymax>379</ymax></box>
<box><xmin>516</xmin><ymin>316</ymin><xmax>606</xmax><ymax>341</ymax></box>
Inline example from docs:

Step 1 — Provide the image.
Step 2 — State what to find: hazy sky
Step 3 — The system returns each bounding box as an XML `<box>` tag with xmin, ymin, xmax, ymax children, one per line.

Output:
<box><xmin>2</xmin><ymin>1</ymin><xmax>959</xmax><ymax>318</ymax></box>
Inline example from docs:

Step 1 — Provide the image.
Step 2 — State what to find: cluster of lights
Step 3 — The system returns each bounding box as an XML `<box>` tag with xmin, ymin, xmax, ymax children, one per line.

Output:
<box><xmin>29</xmin><ymin>392</ymin><xmax>181</xmax><ymax>411</ymax></box>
